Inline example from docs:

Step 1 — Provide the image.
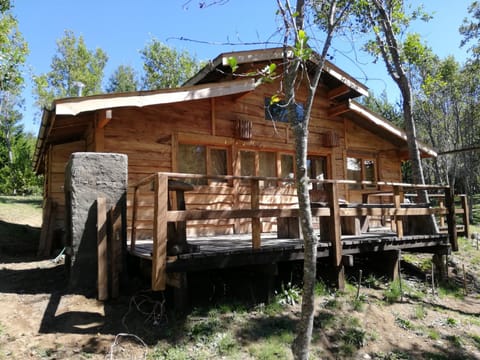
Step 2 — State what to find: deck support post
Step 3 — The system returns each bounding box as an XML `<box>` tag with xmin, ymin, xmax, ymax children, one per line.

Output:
<box><xmin>325</xmin><ymin>182</ymin><xmax>345</xmax><ymax>290</ymax></box>
<box><xmin>432</xmin><ymin>253</ymin><xmax>447</xmax><ymax>281</ymax></box>
<box><xmin>445</xmin><ymin>186</ymin><xmax>458</xmax><ymax>251</ymax></box>
<box><xmin>385</xmin><ymin>250</ymin><xmax>401</xmax><ymax>281</ymax></box>
<box><xmin>460</xmin><ymin>195</ymin><xmax>470</xmax><ymax>239</ymax></box>
<box><xmin>251</xmin><ymin>179</ymin><xmax>261</xmax><ymax>249</ymax></box>
<box><xmin>170</xmin><ymin>272</ymin><xmax>189</xmax><ymax>313</ymax></box>
<box><xmin>152</xmin><ymin>173</ymin><xmax>169</xmax><ymax>291</ymax></box>
<box><xmin>393</xmin><ymin>186</ymin><xmax>404</xmax><ymax>238</ymax></box>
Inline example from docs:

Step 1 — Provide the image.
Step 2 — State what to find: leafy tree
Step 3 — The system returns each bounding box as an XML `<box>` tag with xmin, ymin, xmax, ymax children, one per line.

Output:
<box><xmin>0</xmin><ymin>3</ymin><xmax>27</xmax><ymax>93</ymax></box>
<box><xmin>105</xmin><ymin>64</ymin><xmax>139</xmax><ymax>93</ymax></box>
<box><xmin>0</xmin><ymin>1</ymin><xmax>39</xmax><ymax>195</ymax></box>
<box><xmin>274</xmin><ymin>1</ymin><xmax>355</xmax><ymax>358</ymax></box>
<box><xmin>33</xmin><ymin>30</ymin><xmax>108</xmax><ymax>109</ymax></box>
<box><xmin>356</xmin><ymin>0</ymin><xmax>431</xmax><ymax>191</ymax></box>
<box><xmin>140</xmin><ymin>38</ymin><xmax>201</xmax><ymax>89</ymax></box>
<box><xmin>460</xmin><ymin>1</ymin><xmax>480</xmax><ymax>60</ymax></box>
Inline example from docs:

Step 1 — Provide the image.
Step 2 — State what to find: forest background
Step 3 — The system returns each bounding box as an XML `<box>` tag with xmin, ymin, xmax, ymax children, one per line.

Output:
<box><xmin>1</xmin><ymin>0</ymin><xmax>480</xmax><ymax>216</ymax></box>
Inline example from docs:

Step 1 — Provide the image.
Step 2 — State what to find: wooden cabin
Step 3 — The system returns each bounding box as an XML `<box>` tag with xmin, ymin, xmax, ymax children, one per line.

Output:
<box><xmin>33</xmin><ymin>48</ymin><xmax>462</xmax><ymax>296</ymax></box>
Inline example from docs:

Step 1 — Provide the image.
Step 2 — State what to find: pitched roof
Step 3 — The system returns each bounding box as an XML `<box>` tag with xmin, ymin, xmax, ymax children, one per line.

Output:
<box><xmin>184</xmin><ymin>47</ymin><xmax>370</xmax><ymax>100</ymax></box>
<box><xmin>33</xmin><ymin>79</ymin><xmax>256</xmax><ymax>172</ymax></box>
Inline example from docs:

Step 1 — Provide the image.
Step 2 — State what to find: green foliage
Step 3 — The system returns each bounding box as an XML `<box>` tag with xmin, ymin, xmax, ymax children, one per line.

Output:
<box><xmin>140</xmin><ymin>38</ymin><xmax>200</xmax><ymax>90</ymax></box>
<box><xmin>446</xmin><ymin>334</ymin><xmax>464</xmax><ymax>348</ymax></box>
<box><xmin>460</xmin><ymin>1</ymin><xmax>480</xmax><ymax>59</ymax></box>
<box><xmin>33</xmin><ymin>30</ymin><xmax>108</xmax><ymax>108</ymax></box>
<box><xmin>383</xmin><ymin>279</ymin><xmax>402</xmax><ymax>303</ymax></box>
<box><xmin>248</xmin><ymin>339</ymin><xmax>290</xmax><ymax>360</ymax></box>
<box><xmin>0</xmin><ymin>7</ymin><xmax>28</xmax><ymax>92</ymax></box>
<box><xmin>395</xmin><ymin>316</ymin><xmax>414</xmax><ymax>330</ymax></box>
<box><xmin>105</xmin><ymin>64</ymin><xmax>139</xmax><ymax>93</ymax></box>
<box><xmin>274</xmin><ymin>282</ymin><xmax>301</xmax><ymax>306</ymax></box>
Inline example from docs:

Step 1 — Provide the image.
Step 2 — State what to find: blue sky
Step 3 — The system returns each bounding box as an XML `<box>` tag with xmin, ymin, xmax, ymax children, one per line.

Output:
<box><xmin>12</xmin><ymin>0</ymin><xmax>473</xmax><ymax>134</ymax></box>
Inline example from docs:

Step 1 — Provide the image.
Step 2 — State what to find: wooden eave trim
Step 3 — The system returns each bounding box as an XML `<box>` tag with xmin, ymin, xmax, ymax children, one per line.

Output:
<box><xmin>54</xmin><ymin>78</ymin><xmax>257</xmax><ymax>116</ymax></box>
<box><xmin>327</xmin><ymin>84</ymin><xmax>351</xmax><ymax>100</ymax></box>
<box><xmin>185</xmin><ymin>47</ymin><xmax>369</xmax><ymax>98</ymax></box>
<box><xmin>348</xmin><ymin>100</ymin><xmax>437</xmax><ymax>158</ymax></box>
<box><xmin>328</xmin><ymin>102</ymin><xmax>350</xmax><ymax>117</ymax></box>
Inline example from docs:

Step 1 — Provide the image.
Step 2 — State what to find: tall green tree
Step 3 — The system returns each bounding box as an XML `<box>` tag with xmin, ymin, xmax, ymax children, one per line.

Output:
<box><xmin>0</xmin><ymin>1</ymin><xmax>39</xmax><ymax>195</ymax></box>
<box><xmin>460</xmin><ymin>1</ymin><xmax>480</xmax><ymax>60</ymax></box>
<box><xmin>140</xmin><ymin>39</ymin><xmax>200</xmax><ymax>89</ymax></box>
<box><xmin>105</xmin><ymin>64</ymin><xmax>139</xmax><ymax>93</ymax></box>
<box><xmin>357</xmin><ymin>0</ymin><xmax>431</xmax><ymax>191</ymax></box>
<box><xmin>274</xmin><ymin>1</ymin><xmax>355</xmax><ymax>358</ymax></box>
<box><xmin>33</xmin><ymin>30</ymin><xmax>108</xmax><ymax>108</ymax></box>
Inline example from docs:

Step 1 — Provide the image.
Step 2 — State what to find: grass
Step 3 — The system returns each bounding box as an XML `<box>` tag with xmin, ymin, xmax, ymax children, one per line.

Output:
<box><xmin>0</xmin><ymin>195</ymin><xmax>42</xmax><ymax>225</ymax></box>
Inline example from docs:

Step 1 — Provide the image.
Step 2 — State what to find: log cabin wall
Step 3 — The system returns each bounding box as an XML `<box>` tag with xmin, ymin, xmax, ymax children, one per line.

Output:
<box><xmin>45</xmin><ymin>140</ymin><xmax>86</xmax><ymax>230</ymax></box>
<box><xmin>40</xmin><ymin>62</ymin><xmax>407</xmax><ymax>238</ymax></box>
<box><xmin>84</xmin><ymin>76</ymin><xmax>404</xmax><ymax>238</ymax></box>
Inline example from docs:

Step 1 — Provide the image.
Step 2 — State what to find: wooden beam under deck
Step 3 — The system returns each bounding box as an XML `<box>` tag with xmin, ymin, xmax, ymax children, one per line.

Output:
<box><xmin>129</xmin><ymin>232</ymin><xmax>450</xmax><ymax>273</ymax></box>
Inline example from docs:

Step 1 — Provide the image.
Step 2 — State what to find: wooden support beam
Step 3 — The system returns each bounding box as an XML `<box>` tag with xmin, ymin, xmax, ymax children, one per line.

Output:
<box><xmin>459</xmin><ymin>195</ymin><xmax>470</xmax><ymax>239</ymax></box>
<box><xmin>97</xmin><ymin>109</ymin><xmax>112</xmax><ymax>129</ymax></box>
<box><xmin>130</xmin><ymin>186</ymin><xmax>140</xmax><ymax>253</ymax></box>
<box><xmin>393</xmin><ymin>186</ymin><xmax>404</xmax><ymax>238</ymax></box>
<box><xmin>325</xmin><ymin>182</ymin><xmax>345</xmax><ymax>290</ymax></box>
<box><xmin>445</xmin><ymin>187</ymin><xmax>458</xmax><ymax>251</ymax></box>
<box><xmin>37</xmin><ymin>198</ymin><xmax>57</xmax><ymax>257</ymax></box>
<box><xmin>251</xmin><ymin>179</ymin><xmax>261</xmax><ymax>249</ymax></box>
<box><xmin>385</xmin><ymin>250</ymin><xmax>401</xmax><ymax>281</ymax></box>
<box><xmin>327</xmin><ymin>102</ymin><xmax>350</xmax><ymax>117</ymax></box>
<box><xmin>327</xmin><ymin>85</ymin><xmax>350</xmax><ymax>100</ymax></box>
<box><xmin>109</xmin><ymin>203</ymin><xmax>123</xmax><ymax>299</ymax></box>
<box><xmin>152</xmin><ymin>173</ymin><xmax>169</xmax><ymax>291</ymax></box>
<box><xmin>97</xmin><ymin>197</ymin><xmax>108</xmax><ymax>301</ymax></box>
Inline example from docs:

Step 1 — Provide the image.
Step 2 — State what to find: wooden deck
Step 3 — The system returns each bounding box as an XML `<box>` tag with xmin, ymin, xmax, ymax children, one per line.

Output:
<box><xmin>125</xmin><ymin>172</ymin><xmax>466</xmax><ymax>292</ymax></box>
<box><xmin>128</xmin><ymin>230</ymin><xmax>450</xmax><ymax>273</ymax></box>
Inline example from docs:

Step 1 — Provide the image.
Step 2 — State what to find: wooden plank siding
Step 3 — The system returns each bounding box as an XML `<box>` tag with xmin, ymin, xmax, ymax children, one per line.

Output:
<box><xmin>46</xmin><ymin>140</ymin><xmax>86</xmax><ymax>230</ymax></box>
<box><xmin>42</xmin><ymin>72</ymin><xmax>409</xmax><ymax>238</ymax></box>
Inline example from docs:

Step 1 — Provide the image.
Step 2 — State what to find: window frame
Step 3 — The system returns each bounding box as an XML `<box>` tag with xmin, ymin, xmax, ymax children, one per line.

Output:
<box><xmin>346</xmin><ymin>154</ymin><xmax>378</xmax><ymax>190</ymax></box>
<box><xmin>177</xmin><ymin>142</ymin><xmax>231</xmax><ymax>185</ymax></box>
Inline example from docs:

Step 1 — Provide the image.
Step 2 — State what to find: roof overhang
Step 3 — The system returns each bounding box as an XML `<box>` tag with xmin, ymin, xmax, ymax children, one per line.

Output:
<box><xmin>33</xmin><ymin>78</ymin><xmax>257</xmax><ymax>173</ymax></box>
<box><xmin>345</xmin><ymin>100</ymin><xmax>437</xmax><ymax>158</ymax></box>
<box><xmin>184</xmin><ymin>47</ymin><xmax>369</xmax><ymax>99</ymax></box>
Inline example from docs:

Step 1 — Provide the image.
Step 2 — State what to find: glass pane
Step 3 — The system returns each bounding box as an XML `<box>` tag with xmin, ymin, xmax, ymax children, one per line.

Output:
<box><xmin>210</xmin><ymin>148</ymin><xmax>228</xmax><ymax>182</ymax></box>
<box><xmin>178</xmin><ymin>144</ymin><xmax>207</xmax><ymax>185</ymax></box>
<box><xmin>347</xmin><ymin>157</ymin><xmax>362</xmax><ymax>190</ymax></box>
<box><xmin>281</xmin><ymin>154</ymin><xmax>294</xmax><ymax>179</ymax></box>
<box><xmin>259</xmin><ymin>151</ymin><xmax>276</xmax><ymax>187</ymax></box>
<box><xmin>364</xmin><ymin>159</ymin><xmax>376</xmax><ymax>189</ymax></box>
<box><xmin>240</xmin><ymin>151</ymin><xmax>255</xmax><ymax>177</ymax></box>
<box><xmin>307</xmin><ymin>156</ymin><xmax>327</xmax><ymax>190</ymax></box>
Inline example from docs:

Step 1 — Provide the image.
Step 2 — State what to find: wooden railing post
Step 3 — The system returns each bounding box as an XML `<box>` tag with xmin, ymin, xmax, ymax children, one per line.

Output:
<box><xmin>325</xmin><ymin>182</ymin><xmax>344</xmax><ymax>290</ymax></box>
<box><xmin>393</xmin><ymin>186</ymin><xmax>404</xmax><ymax>238</ymax></box>
<box><xmin>445</xmin><ymin>186</ymin><xmax>458</xmax><ymax>251</ymax></box>
<box><xmin>130</xmin><ymin>186</ymin><xmax>140</xmax><ymax>253</ymax></box>
<box><xmin>152</xmin><ymin>173</ymin><xmax>169</xmax><ymax>291</ymax></box>
<box><xmin>460</xmin><ymin>195</ymin><xmax>470</xmax><ymax>239</ymax></box>
<box><xmin>438</xmin><ymin>198</ymin><xmax>445</xmax><ymax>228</ymax></box>
<box><xmin>251</xmin><ymin>179</ymin><xmax>261</xmax><ymax>249</ymax></box>
<box><xmin>97</xmin><ymin>197</ymin><xmax>108</xmax><ymax>301</ymax></box>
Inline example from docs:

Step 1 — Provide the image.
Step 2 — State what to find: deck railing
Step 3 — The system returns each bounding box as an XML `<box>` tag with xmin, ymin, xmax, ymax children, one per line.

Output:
<box><xmin>129</xmin><ymin>172</ymin><xmax>464</xmax><ymax>291</ymax></box>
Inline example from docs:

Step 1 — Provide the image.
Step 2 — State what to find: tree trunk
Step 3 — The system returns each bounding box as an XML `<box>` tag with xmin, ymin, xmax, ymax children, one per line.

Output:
<box><xmin>291</xmin><ymin>119</ymin><xmax>318</xmax><ymax>360</ymax></box>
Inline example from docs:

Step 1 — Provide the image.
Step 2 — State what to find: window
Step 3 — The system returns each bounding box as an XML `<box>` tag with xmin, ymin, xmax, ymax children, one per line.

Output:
<box><xmin>346</xmin><ymin>157</ymin><xmax>377</xmax><ymax>190</ymax></box>
<box><xmin>178</xmin><ymin>144</ymin><xmax>228</xmax><ymax>185</ymax></box>
<box><xmin>265</xmin><ymin>97</ymin><xmax>304</xmax><ymax>123</ymax></box>
<box><xmin>307</xmin><ymin>156</ymin><xmax>327</xmax><ymax>190</ymax></box>
<box><xmin>280</xmin><ymin>154</ymin><xmax>294</xmax><ymax>179</ymax></box>
<box><xmin>239</xmin><ymin>150</ymin><xmax>291</xmax><ymax>187</ymax></box>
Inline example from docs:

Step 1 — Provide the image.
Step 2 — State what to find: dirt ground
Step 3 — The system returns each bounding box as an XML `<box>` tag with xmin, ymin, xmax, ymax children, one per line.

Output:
<box><xmin>1</xmin><ymin>214</ymin><xmax>480</xmax><ymax>359</ymax></box>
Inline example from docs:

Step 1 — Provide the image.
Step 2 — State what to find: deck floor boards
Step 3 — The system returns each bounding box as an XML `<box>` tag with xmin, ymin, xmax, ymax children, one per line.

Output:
<box><xmin>129</xmin><ymin>230</ymin><xmax>450</xmax><ymax>272</ymax></box>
